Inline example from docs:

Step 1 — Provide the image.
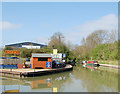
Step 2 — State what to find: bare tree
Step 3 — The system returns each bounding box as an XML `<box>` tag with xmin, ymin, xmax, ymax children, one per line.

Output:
<box><xmin>105</xmin><ymin>30</ymin><xmax>118</xmax><ymax>43</ymax></box>
<box><xmin>48</xmin><ymin>32</ymin><xmax>65</xmax><ymax>47</ymax></box>
<box><xmin>85</xmin><ymin>30</ymin><xmax>108</xmax><ymax>49</ymax></box>
<box><xmin>81</xmin><ymin>37</ymin><xmax>86</xmax><ymax>46</ymax></box>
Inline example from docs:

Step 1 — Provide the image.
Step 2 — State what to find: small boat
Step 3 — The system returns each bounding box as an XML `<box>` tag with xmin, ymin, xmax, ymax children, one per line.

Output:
<box><xmin>87</xmin><ymin>61</ymin><xmax>100</xmax><ymax>67</ymax></box>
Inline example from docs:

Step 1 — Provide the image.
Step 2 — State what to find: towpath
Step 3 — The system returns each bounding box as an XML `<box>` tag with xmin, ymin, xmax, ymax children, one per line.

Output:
<box><xmin>100</xmin><ymin>64</ymin><xmax>120</xmax><ymax>69</ymax></box>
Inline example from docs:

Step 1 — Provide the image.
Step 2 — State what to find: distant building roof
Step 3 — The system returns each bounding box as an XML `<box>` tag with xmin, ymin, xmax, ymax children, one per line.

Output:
<box><xmin>5</xmin><ymin>42</ymin><xmax>47</xmax><ymax>49</ymax></box>
<box><xmin>32</xmin><ymin>53</ymin><xmax>52</xmax><ymax>58</ymax></box>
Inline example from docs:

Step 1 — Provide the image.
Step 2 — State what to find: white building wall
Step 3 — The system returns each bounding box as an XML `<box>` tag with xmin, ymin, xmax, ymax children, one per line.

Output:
<box><xmin>22</xmin><ymin>45</ymin><xmax>41</xmax><ymax>49</ymax></box>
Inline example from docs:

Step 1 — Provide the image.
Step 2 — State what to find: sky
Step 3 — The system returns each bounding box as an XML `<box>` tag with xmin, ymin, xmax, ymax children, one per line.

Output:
<box><xmin>1</xmin><ymin>2</ymin><xmax>118</xmax><ymax>47</ymax></box>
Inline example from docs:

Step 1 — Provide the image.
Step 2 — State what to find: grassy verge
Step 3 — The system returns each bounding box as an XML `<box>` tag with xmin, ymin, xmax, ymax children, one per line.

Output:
<box><xmin>98</xmin><ymin>60</ymin><xmax>118</xmax><ymax>65</ymax></box>
<box><xmin>78</xmin><ymin>60</ymin><xmax>118</xmax><ymax>65</ymax></box>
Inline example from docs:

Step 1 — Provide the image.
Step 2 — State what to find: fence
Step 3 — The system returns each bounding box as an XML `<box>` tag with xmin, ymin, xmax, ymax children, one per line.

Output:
<box><xmin>0</xmin><ymin>59</ymin><xmax>24</xmax><ymax>65</ymax></box>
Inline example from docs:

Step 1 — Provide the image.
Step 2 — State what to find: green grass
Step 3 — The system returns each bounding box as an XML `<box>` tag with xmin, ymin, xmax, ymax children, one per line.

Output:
<box><xmin>81</xmin><ymin>60</ymin><xmax>118</xmax><ymax>65</ymax></box>
<box><xmin>98</xmin><ymin>60</ymin><xmax>118</xmax><ymax>65</ymax></box>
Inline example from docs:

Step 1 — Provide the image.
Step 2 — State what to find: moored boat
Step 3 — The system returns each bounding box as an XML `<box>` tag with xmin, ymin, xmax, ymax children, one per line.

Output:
<box><xmin>87</xmin><ymin>61</ymin><xmax>100</xmax><ymax>67</ymax></box>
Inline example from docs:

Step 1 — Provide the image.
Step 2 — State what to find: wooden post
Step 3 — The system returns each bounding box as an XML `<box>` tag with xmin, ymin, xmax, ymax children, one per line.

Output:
<box><xmin>34</xmin><ymin>69</ymin><xmax>35</xmax><ymax>72</ymax></box>
<box><xmin>5</xmin><ymin>54</ymin><xmax>6</xmax><ymax>59</ymax></box>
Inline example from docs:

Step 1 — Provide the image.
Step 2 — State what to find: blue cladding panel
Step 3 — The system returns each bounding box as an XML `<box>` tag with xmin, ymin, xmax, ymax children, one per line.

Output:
<box><xmin>1</xmin><ymin>64</ymin><xmax>18</xmax><ymax>69</ymax></box>
<box><xmin>46</xmin><ymin>78</ymin><xmax>51</xmax><ymax>83</ymax></box>
<box><xmin>46</xmin><ymin>62</ymin><xmax>51</xmax><ymax>68</ymax></box>
<box><xmin>30</xmin><ymin>64</ymin><xmax>32</xmax><ymax>68</ymax></box>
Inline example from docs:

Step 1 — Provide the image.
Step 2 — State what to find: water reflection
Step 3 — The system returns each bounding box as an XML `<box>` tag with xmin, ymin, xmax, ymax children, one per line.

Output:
<box><xmin>86</xmin><ymin>65</ymin><xmax>98</xmax><ymax>71</ymax></box>
<box><xmin>1</xmin><ymin>64</ymin><xmax>118</xmax><ymax>92</ymax></box>
<box><xmin>73</xmin><ymin>64</ymin><xmax>118</xmax><ymax>92</ymax></box>
<box><xmin>30</xmin><ymin>78</ymin><xmax>52</xmax><ymax>89</ymax></box>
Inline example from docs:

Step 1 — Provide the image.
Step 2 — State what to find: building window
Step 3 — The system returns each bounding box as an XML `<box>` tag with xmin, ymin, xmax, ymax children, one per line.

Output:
<box><xmin>38</xmin><ymin>58</ymin><xmax>48</xmax><ymax>61</ymax></box>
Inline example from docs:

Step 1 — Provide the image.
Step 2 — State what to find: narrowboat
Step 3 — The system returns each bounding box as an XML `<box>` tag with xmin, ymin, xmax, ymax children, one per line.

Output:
<box><xmin>87</xmin><ymin>61</ymin><xmax>100</xmax><ymax>67</ymax></box>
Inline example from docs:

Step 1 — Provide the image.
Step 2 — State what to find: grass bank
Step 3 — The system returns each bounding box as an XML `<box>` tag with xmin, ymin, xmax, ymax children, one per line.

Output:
<box><xmin>78</xmin><ymin>60</ymin><xmax>118</xmax><ymax>65</ymax></box>
<box><xmin>98</xmin><ymin>60</ymin><xmax>118</xmax><ymax>65</ymax></box>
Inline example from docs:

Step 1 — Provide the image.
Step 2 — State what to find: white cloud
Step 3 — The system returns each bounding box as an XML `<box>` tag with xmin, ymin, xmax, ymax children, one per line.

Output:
<box><xmin>65</xmin><ymin>14</ymin><xmax>118</xmax><ymax>44</ymax></box>
<box><xmin>33</xmin><ymin>14</ymin><xmax>117</xmax><ymax>45</ymax></box>
<box><xmin>0</xmin><ymin>21</ymin><xmax>22</xmax><ymax>30</ymax></box>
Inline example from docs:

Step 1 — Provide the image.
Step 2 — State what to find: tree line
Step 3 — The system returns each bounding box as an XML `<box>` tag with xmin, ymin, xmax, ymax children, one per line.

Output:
<box><xmin>2</xmin><ymin>30</ymin><xmax>118</xmax><ymax>62</ymax></box>
<box><xmin>73</xmin><ymin>30</ymin><xmax>118</xmax><ymax>61</ymax></box>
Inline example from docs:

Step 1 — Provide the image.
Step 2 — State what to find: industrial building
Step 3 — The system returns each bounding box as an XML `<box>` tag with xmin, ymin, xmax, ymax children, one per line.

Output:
<box><xmin>5</xmin><ymin>42</ymin><xmax>47</xmax><ymax>49</ymax></box>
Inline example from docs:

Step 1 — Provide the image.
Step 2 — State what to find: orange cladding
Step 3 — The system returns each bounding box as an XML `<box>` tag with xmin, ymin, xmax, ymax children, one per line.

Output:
<box><xmin>31</xmin><ymin>57</ymin><xmax>52</xmax><ymax>69</ymax></box>
<box><xmin>31</xmin><ymin>78</ymin><xmax>52</xmax><ymax>89</ymax></box>
<box><xmin>5</xmin><ymin>50</ymin><xmax>20</xmax><ymax>54</ymax></box>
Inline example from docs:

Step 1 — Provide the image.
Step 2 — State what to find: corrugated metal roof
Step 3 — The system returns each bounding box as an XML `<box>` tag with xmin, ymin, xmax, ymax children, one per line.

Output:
<box><xmin>5</xmin><ymin>42</ymin><xmax>47</xmax><ymax>48</ymax></box>
<box><xmin>32</xmin><ymin>53</ymin><xmax>52</xmax><ymax>57</ymax></box>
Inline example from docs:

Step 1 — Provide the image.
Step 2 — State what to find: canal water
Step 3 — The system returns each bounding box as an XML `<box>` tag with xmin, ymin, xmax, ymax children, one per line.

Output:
<box><xmin>0</xmin><ymin>64</ymin><xmax>118</xmax><ymax>92</ymax></box>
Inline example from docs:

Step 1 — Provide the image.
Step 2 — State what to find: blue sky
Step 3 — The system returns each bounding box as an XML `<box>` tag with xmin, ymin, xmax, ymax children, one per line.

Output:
<box><xmin>1</xmin><ymin>2</ymin><xmax>118</xmax><ymax>46</ymax></box>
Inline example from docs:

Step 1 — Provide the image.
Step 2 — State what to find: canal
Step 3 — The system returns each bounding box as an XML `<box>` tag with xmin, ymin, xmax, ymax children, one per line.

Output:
<box><xmin>0</xmin><ymin>64</ymin><xmax>118</xmax><ymax>92</ymax></box>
